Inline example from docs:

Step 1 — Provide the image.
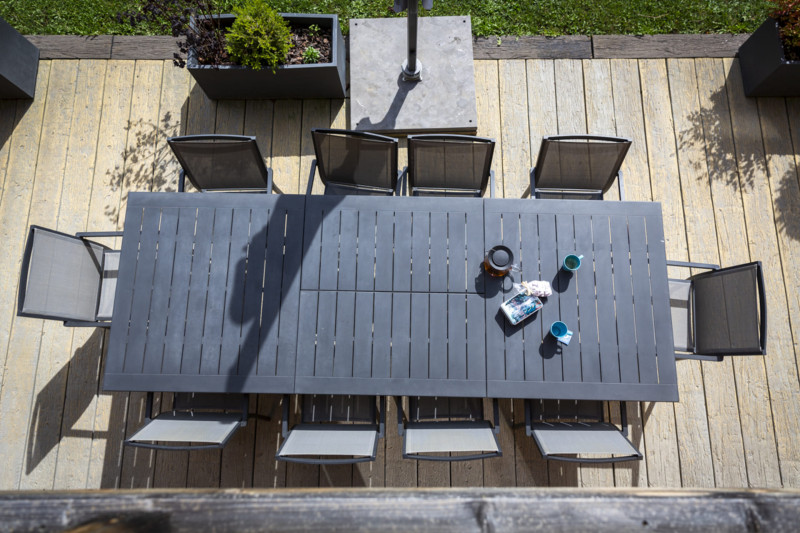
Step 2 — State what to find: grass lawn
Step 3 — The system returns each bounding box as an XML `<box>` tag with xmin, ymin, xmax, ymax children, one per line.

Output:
<box><xmin>0</xmin><ymin>0</ymin><xmax>771</xmax><ymax>36</ymax></box>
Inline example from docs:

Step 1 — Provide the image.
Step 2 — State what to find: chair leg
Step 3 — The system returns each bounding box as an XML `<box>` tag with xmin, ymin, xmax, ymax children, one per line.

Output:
<box><xmin>306</xmin><ymin>160</ymin><xmax>317</xmax><ymax>195</ymax></box>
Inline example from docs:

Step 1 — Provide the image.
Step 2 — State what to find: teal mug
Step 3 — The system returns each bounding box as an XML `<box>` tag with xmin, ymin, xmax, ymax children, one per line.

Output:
<box><xmin>562</xmin><ymin>254</ymin><xmax>583</xmax><ymax>272</ymax></box>
<box><xmin>550</xmin><ymin>321</ymin><xmax>568</xmax><ymax>338</ymax></box>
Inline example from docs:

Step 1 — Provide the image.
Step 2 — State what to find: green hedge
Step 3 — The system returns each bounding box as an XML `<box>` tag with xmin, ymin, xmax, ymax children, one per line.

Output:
<box><xmin>0</xmin><ymin>0</ymin><xmax>772</xmax><ymax>36</ymax></box>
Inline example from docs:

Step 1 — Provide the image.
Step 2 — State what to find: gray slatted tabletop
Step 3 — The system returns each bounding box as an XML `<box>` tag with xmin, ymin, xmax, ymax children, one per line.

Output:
<box><xmin>295</xmin><ymin>196</ymin><xmax>487</xmax><ymax>397</ymax></box>
<box><xmin>103</xmin><ymin>192</ymin><xmax>304</xmax><ymax>392</ymax></box>
<box><xmin>484</xmin><ymin>199</ymin><xmax>678</xmax><ymax>401</ymax></box>
<box><xmin>103</xmin><ymin>193</ymin><xmax>678</xmax><ymax>402</ymax></box>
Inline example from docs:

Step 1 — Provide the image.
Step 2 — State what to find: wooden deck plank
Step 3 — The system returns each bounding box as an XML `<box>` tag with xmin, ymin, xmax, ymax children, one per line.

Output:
<box><xmin>755</xmin><ymin>95</ymin><xmax>800</xmax><ymax>487</ymax></box>
<box><xmin>252</xmin><ymin>395</ymin><xmax>287</xmax><ymax>488</ymax></box>
<box><xmin>83</xmin><ymin>61</ymin><xmax>136</xmax><ymax>490</ymax></box>
<box><xmin>300</xmin><ymin>100</ymin><xmax>331</xmax><ymax>196</ymax></box>
<box><xmin>666</xmin><ymin>58</ymin><xmax>718</xmax><ymax>489</ymax></box>
<box><xmin>271</xmin><ymin>101</ymin><xmax>303</xmax><ymax>194</ymax></box>
<box><xmin>525</xmin><ymin>60</ymin><xmax>556</xmax><ymax>198</ymax></box>
<box><xmin>116</xmin><ymin>60</ymin><xmax>164</xmax><ymax>490</ymax></box>
<box><xmin>8</xmin><ymin>60</ymin><xmax>78</xmax><ymax>490</ymax></box>
<box><xmin>474</xmin><ymin>61</ymin><xmax>503</xmax><ymax>197</ymax></box>
<box><xmin>49</xmin><ymin>60</ymin><xmax>109</xmax><ymax>490</ymax></box>
<box><xmin>691</xmin><ymin>58</ymin><xmax>750</xmax><ymax>488</ymax></box>
<box><xmin>498</xmin><ymin>60</ymin><xmax>530</xmax><ymax>199</ymax></box>
<box><xmin>385</xmin><ymin>397</ymin><xmax>416</xmax><ymax>487</ymax></box>
<box><xmin>638</xmin><ymin>58</ymin><xmax>683</xmax><ymax>488</ymax></box>
<box><xmin>0</xmin><ymin>100</ymin><xmax>19</xmax><ymax>208</ymax></box>
<box><xmin>724</xmin><ymin>57</ymin><xmax>786</xmax><ymax>488</ymax></box>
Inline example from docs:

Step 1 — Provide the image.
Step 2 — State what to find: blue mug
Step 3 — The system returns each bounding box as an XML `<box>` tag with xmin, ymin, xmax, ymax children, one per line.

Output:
<box><xmin>550</xmin><ymin>321</ymin><xmax>568</xmax><ymax>338</ymax></box>
<box><xmin>562</xmin><ymin>254</ymin><xmax>583</xmax><ymax>272</ymax></box>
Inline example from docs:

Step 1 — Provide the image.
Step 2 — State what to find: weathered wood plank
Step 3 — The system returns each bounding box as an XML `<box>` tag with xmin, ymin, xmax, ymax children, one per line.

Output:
<box><xmin>473</xmin><ymin>35</ymin><xmax>592</xmax><ymax>60</ymax></box>
<box><xmin>498</xmin><ymin>60</ymin><xmax>530</xmax><ymax>199</ymax></box>
<box><xmin>243</xmin><ymin>100</ymin><xmax>275</xmax><ymax>189</ymax></box>
<box><xmin>665</xmin><ymin>58</ymin><xmax>716</xmax><ymax>489</ymax></box>
<box><xmin>691</xmin><ymin>58</ymin><xmax>750</xmax><ymax>488</ymax></box>
<box><xmin>116</xmin><ymin>60</ymin><xmax>164</xmax><ymax>490</ymax></box>
<box><xmin>723</xmin><ymin>57</ymin><xmax>786</xmax><ymax>488</ymax></box>
<box><xmin>300</xmin><ymin>100</ymin><xmax>331</xmax><ymax>196</ymax></box>
<box><xmin>0</xmin><ymin>99</ymin><xmax>18</xmax><ymax>206</ymax></box>
<box><xmin>525</xmin><ymin>60</ymin><xmax>556</xmax><ymax>198</ymax></box>
<box><xmin>111</xmin><ymin>36</ymin><xmax>177</xmax><ymax>60</ymax></box>
<box><xmin>638</xmin><ymin>58</ymin><xmax>682</xmax><ymax>488</ymax></box>
<box><xmin>555</xmin><ymin>59</ymin><xmax>586</xmax><ymax>135</ymax></box>
<box><xmin>756</xmin><ymin>95</ymin><xmax>800</xmax><ymax>487</ymax></box>
<box><xmin>474</xmin><ymin>60</ymin><xmax>503</xmax><ymax>197</ymax></box>
<box><xmin>252</xmin><ymin>395</ymin><xmax>287</xmax><ymax>488</ymax></box>
<box><xmin>84</xmin><ymin>60</ymin><xmax>136</xmax><ymax>490</ymax></box>
<box><xmin>49</xmin><ymin>60</ymin><xmax>108</xmax><ymax>490</ymax></box>
<box><xmin>593</xmin><ymin>34</ymin><xmax>749</xmax><ymax>59</ymax></box>
<box><xmin>271</xmin><ymin>101</ymin><xmax>303</xmax><ymax>194</ymax></box>
<box><xmin>25</xmin><ymin>35</ymin><xmax>112</xmax><ymax>59</ymax></box>
<box><xmin>4</xmin><ymin>488</ymin><xmax>800</xmax><ymax>532</ymax></box>
<box><xmin>385</xmin><ymin>397</ymin><xmax>416</xmax><ymax>487</ymax></box>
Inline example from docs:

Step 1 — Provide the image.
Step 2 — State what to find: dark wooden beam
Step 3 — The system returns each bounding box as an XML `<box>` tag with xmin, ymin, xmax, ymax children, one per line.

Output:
<box><xmin>111</xmin><ymin>36</ymin><xmax>177</xmax><ymax>60</ymax></box>
<box><xmin>593</xmin><ymin>34</ymin><xmax>749</xmax><ymax>58</ymax></box>
<box><xmin>1</xmin><ymin>488</ymin><xmax>799</xmax><ymax>532</ymax></box>
<box><xmin>24</xmin><ymin>35</ymin><xmax>112</xmax><ymax>59</ymax></box>
<box><xmin>473</xmin><ymin>36</ymin><xmax>592</xmax><ymax>59</ymax></box>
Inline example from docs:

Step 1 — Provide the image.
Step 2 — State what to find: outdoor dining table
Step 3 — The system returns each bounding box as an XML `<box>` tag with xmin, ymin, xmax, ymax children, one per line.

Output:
<box><xmin>102</xmin><ymin>192</ymin><xmax>679</xmax><ymax>403</ymax></box>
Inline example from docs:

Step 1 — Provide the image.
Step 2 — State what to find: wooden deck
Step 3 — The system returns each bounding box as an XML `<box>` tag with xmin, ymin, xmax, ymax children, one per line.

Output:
<box><xmin>0</xmin><ymin>57</ymin><xmax>798</xmax><ymax>490</ymax></box>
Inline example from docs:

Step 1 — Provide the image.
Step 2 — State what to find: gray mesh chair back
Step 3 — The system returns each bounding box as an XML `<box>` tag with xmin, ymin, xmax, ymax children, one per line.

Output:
<box><xmin>125</xmin><ymin>392</ymin><xmax>249</xmax><ymax>450</ymax></box>
<box><xmin>397</xmin><ymin>396</ymin><xmax>501</xmax><ymax>461</ymax></box>
<box><xmin>525</xmin><ymin>399</ymin><xmax>642</xmax><ymax>463</ymax></box>
<box><xmin>670</xmin><ymin>261</ymin><xmax>766</xmax><ymax>361</ymax></box>
<box><xmin>18</xmin><ymin>226</ymin><xmax>119</xmax><ymax>326</ymax></box>
<box><xmin>168</xmin><ymin>134</ymin><xmax>273</xmax><ymax>192</ymax></box>
<box><xmin>407</xmin><ymin>134</ymin><xmax>495</xmax><ymax>197</ymax></box>
<box><xmin>531</xmin><ymin>135</ymin><xmax>631</xmax><ymax>199</ymax></box>
<box><xmin>309</xmin><ymin>129</ymin><xmax>399</xmax><ymax>195</ymax></box>
<box><xmin>277</xmin><ymin>395</ymin><xmax>385</xmax><ymax>464</ymax></box>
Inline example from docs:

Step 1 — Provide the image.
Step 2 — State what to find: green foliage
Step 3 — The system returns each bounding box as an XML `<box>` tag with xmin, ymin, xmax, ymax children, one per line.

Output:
<box><xmin>307</xmin><ymin>23</ymin><xmax>320</xmax><ymax>35</ymax></box>
<box><xmin>224</xmin><ymin>0</ymin><xmax>291</xmax><ymax>71</ymax></box>
<box><xmin>770</xmin><ymin>0</ymin><xmax>800</xmax><ymax>59</ymax></box>
<box><xmin>302</xmin><ymin>45</ymin><xmax>320</xmax><ymax>63</ymax></box>
<box><xmin>0</xmin><ymin>0</ymin><xmax>773</xmax><ymax>37</ymax></box>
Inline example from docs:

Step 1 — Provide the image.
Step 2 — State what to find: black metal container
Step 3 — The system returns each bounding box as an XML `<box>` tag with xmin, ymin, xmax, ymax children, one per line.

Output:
<box><xmin>0</xmin><ymin>16</ymin><xmax>39</xmax><ymax>99</ymax></box>
<box><xmin>739</xmin><ymin>18</ymin><xmax>800</xmax><ymax>97</ymax></box>
<box><xmin>188</xmin><ymin>13</ymin><xmax>346</xmax><ymax>100</ymax></box>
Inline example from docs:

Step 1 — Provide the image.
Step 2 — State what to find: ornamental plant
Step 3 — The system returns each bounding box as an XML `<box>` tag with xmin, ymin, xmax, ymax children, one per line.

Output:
<box><xmin>771</xmin><ymin>0</ymin><xmax>800</xmax><ymax>60</ymax></box>
<box><xmin>225</xmin><ymin>0</ymin><xmax>292</xmax><ymax>71</ymax></box>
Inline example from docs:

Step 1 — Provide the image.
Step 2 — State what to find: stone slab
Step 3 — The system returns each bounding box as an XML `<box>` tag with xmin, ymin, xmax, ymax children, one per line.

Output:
<box><xmin>349</xmin><ymin>16</ymin><xmax>477</xmax><ymax>134</ymax></box>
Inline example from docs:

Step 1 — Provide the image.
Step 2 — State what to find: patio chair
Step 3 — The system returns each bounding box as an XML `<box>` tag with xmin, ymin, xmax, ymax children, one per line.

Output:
<box><xmin>17</xmin><ymin>226</ymin><xmax>122</xmax><ymax>327</ymax></box>
<box><xmin>530</xmin><ymin>134</ymin><xmax>631</xmax><ymax>200</ymax></box>
<box><xmin>396</xmin><ymin>396</ymin><xmax>501</xmax><ymax>461</ymax></box>
<box><xmin>406</xmin><ymin>134</ymin><xmax>495</xmax><ymax>197</ymax></box>
<box><xmin>167</xmin><ymin>134</ymin><xmax>274</xmax><ymax>193</ymax></box>
<box><xmin>525</xmin><ymin>399</ymin><xmax>642</xmax><ymax>463</ymax></box>
<box><xmin>667</xmin><ymin>260</ymin><xmax>766</xmax><ymax>362</ymax></box>
<box><xmin>125</xmin><ymin>392</ymin><xmax>249</xmax><ymax>450</ymax></box>
<box><xmin>277</xmin><ymin>395</ymin><xmax>385</xmax><ymax>464</ymax></box>
<box><xmin>307</xmin><ymin>129</ymin><xmax>401</xmax><ymax>195</ymax></box>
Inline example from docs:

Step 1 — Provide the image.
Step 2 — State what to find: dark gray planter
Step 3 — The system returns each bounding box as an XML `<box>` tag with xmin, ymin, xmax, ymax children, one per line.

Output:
<box><xmin>188</xmin><ymin>13</ymin><xmax>346</xmax><ymax>100</ymax></box>
<box><xmin>739</xmin><ymin>17</ymin><xmax>800</xmax><ymax>97</ymax></box>
<box><xmin>0</xmin><ymin>16</ymin><xmax>39</xmax><ymax>99</ymax></box>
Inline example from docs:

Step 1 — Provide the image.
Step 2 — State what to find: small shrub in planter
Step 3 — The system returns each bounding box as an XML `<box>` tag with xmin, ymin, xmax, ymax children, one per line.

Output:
<box><xmin>739</xmin><ymin>0</ymin><xmax>800</xmax><ymax>96</ymax></box>
<box><xmin>120</xmin><ymin>0</ymin><xmax>345</xmax><ymax>99</ymax></box>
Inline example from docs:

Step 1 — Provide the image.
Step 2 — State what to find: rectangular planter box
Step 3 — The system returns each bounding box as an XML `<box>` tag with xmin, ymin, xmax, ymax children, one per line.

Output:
<box><xmin>0</xmin><ymin>16</ymin><xmax>39</xmax><ymax>99</ymax></box>
<box><xmin>739</xmin><ymin>17</ymin><xmax>800</xmax><ymax>97</ymax></box>
<box><xmin>188</xmin><ymin>13</ymin><xmax>346</xmax><ymax>100</ymax></box>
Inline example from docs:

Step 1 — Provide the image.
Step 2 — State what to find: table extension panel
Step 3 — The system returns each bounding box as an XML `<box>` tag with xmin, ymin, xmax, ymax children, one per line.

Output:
<box><xmin>103</xmin><ymin>193</ymin><xmax>305</xmax><ymax>392</ymax></box>
<box><xmin>295</xmin><ymin>196</ymin><xmax>488</xmax><ymax>397</ymax></box>
<box><xmin>483</xmin><ymin>199</ymin><xmax>678</xmax><ymax>402</ymax></box>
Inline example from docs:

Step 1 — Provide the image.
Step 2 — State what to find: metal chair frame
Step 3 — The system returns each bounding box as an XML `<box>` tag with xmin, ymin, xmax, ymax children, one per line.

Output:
<box><xmin>406</xmin><ymin>134</ymin><xmax>495</xmax><ymax>198</ymax></box>
<box><xmin>168</xmin><ymin>134</ymin><xmax>274</xmax><ymax>193</ymax></box>
<box><xmin>530</xmin><ymin>134</ymin><xmax>631</xmax><ymax>200</ymax></box>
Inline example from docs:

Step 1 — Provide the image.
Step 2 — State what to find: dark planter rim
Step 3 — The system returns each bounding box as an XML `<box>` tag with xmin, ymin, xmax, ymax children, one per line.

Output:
<box><xmin>187</xmin><ymin>12</ymin><xmax>339</xmax><ymax>71</ymax></box>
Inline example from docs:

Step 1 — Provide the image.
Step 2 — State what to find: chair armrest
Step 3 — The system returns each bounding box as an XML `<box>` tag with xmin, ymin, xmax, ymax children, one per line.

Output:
<box><xmin>63</xmin><ymin>320</ymin><xmax>111</xmax><ymax>328</ymax></box>
<box><xmin>76</xmin><ymin>231</ymin><xmax>124</xmax><ymax>238</ymax></box>
<box><xmin>666</xmin><ymin>260</ymin><xmax>719</xmax><ymax>270</ymax></box>
<box><xmin>145</xmin><ymin>391</ymin><xmax>156</xmax><ymax>422</ymax></box>
<box><xmin>398</xmin><ymin>167</ymin><xmax>408</xmax><ymax>196</ymax></box>
<box><xmin>178</xmin><ymin>168</ymin><xmax>185</xmax><ymax>192</ymax></box>
<box><xmin>529</xmin><ymin>168</ymin><xmax>536</xmax><ymax>199</ymax></box>
<box><xmin>619</xmin><ymin>401</ymin><xmax>628</xmax><ymax>437</ymax></box>
<box><xmin>378</xmin><ymin>396</ymin><xmax>386</xmax><ymax>438</ymax></box>
<box><xmin>489</xmin><ymin>170</ymin><xmax>495</xmax><ymax>198</ymax></box>
<box><xmin>395</xmin><ymin>396</ymin><xmax>405</xmax><ymax>436</ymax></box>
<box><xmin>281</xmin><ymin>395</ymin><xmax>290</xmax><ymax>438</ymax></box>
<box><xmin>755</xmin><ymin>261</ymin><xmax>767</xmax><ymax>355</ymax></box>
<box><xmin>617</xmin><ymin>170</ymin><xmax>625</xmax><ymax>201</ymax></box>
<box><xmin>491</xmin><ymin>398</ymin><xmax>500</xmax><ymax>434</ymax></box>
<box><xmin>306</xmin><ymin>160</ymin><xmax>317</xmax><ymax>195</ymax></box>
<box><xmin>265</xmin><ymin>168</ymin><xmax>274</xmax><ymax>195</ymax></box>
